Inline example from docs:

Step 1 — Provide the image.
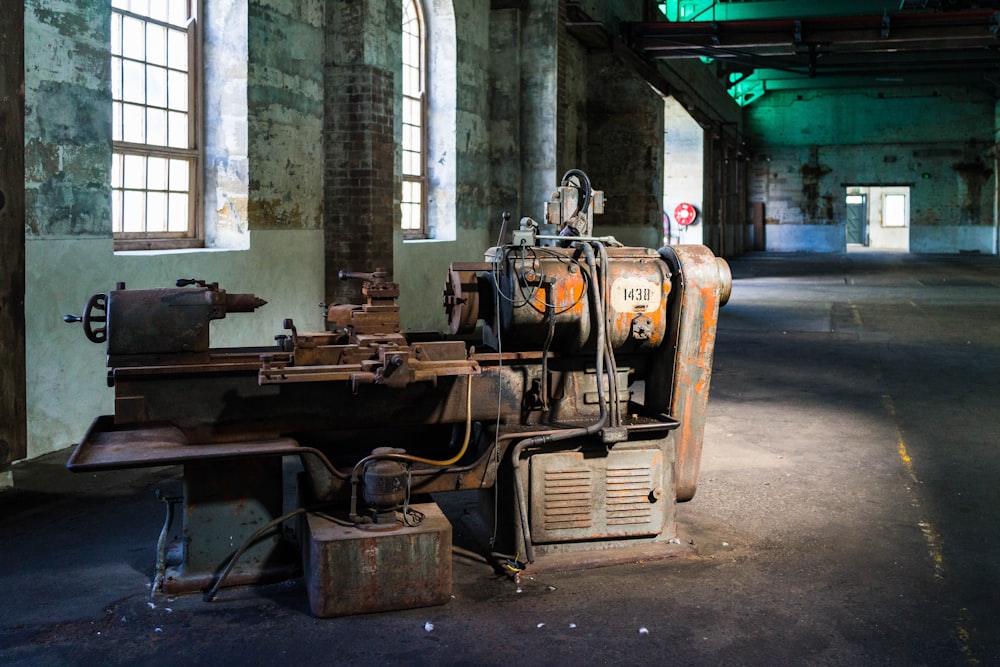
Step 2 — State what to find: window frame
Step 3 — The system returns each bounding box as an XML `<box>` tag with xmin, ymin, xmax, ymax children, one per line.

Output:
<box><xmin>401</xmin><ymin>0</ymin><xmax>428</xmax><ymax>240</ymax></box>
<box><xmin>111</xmin><ymin>0</ymin><xmax>203</xmax><ymax>251</ymax></box>
<box><xmin>882</xmin><ymin>192</ymin><xmax>908</xmax><ymax>228</ymax></box>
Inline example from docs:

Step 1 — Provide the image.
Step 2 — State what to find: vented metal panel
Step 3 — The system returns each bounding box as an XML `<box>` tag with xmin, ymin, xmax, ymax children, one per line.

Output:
<box><xmin>539</xmin><ymin>468</ymin><xmax>593</xmax><ymax>531</ymax></box>
<box><xmin>607</xmin><ymin>465</ymin><xmax>655</xmax><ymax>526</ymax></box>
<box><xmin>529</xmin><ymin>449</ymin><xmax>666</xmax><ymax>543</ymax></box>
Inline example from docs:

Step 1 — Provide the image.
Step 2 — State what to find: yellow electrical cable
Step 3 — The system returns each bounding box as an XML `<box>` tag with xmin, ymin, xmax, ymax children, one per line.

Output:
<box><xmin>351</xmin><ymin>374</ymin><xmax>474</xmax><ymax>478</ymax></box>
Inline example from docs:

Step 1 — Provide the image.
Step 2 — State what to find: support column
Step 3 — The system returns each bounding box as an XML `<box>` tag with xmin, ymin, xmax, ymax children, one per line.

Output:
<box><xmin>0</xmin><ymin>2</ymin><xmax>26</xmax><ymax>471</ymax></box>
<box><xmin>994</xmin><ymin>99</ymin><xmax>1000</xmax><ymax>255</ymax></box>
<box><xmin>323</xmin><ymin>1</ymin><xmax>399</xmax><ymax>306</ymax></box>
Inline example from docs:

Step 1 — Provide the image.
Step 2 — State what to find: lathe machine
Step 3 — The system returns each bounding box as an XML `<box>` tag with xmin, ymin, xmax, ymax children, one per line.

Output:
<box><xmin>65</xmin><ymin>171</ymin><xmax>731</xmax><ymax>617</ymax></box>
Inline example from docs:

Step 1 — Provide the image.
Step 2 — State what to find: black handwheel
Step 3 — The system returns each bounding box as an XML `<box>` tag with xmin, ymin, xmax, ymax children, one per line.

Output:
<box><xmin>80</xmin><ymin>293</ymin><xmax>108</xmax><ymax>343</ymax></box>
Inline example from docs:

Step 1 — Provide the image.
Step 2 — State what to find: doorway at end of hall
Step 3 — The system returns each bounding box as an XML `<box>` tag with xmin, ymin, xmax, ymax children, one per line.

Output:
<box><xmin>845</xmin><ymin>185</ymin><xmax>910</xmax><ymax>252</ymax></box>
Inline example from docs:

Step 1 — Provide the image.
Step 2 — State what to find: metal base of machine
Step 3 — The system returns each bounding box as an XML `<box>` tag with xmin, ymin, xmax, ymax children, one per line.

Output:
<box><xmin>160</xmin><ymin>544</ymin><xmax>301</xmax><ymax>595</ymax></box>
<box><xmin>301</xmin><ymin>503</ymin><xmax>452</xmax><ymax>618</ymax></box>
<box><xmin>520</xmin><ymin>538</ymin><xmax>698</xmax><ymax>574</ymax></box>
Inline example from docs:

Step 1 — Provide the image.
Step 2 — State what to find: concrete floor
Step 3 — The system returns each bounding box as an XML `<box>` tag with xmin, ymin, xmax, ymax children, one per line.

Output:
<box><xmin>2</xmin><ymin>251</ymin><xmax>999</xmax><ymax>666</ymax></box>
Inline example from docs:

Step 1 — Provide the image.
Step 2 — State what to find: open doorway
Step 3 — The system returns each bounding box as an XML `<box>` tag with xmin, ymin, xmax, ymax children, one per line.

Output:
<box><xmin>663</xmin><ymin>96</ymin><xmax>704</xmax><ymax>246</ymax></box>
<box><xmin>845</xmin><ymin>185</ymin><xmax>910</xmax><ymax>252</ymax></box>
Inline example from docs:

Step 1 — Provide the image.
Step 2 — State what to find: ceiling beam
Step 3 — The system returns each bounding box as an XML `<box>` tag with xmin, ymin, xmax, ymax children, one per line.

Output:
<box><xmin>628</xmin><ymin>11</ymin><xmax>1000</xmax><ymax>55</ymax></box>
<box><xmin>623</xmin><ymin>9</ymin><xmax>1000</xmax><ymax>94</ymax></box>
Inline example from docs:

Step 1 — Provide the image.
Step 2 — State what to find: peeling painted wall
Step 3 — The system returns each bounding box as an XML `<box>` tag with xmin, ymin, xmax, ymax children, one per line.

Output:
<box><xmin>22</xmin><ymin>0</ymin><xmax>325</xmax><ymax>459</ymax></box>
<box><xmin>746</xmin><ymin>86</ymin><xmax>997</xmax><ymax>253</ymax></box>
<box><xmin>25</xmin><ymin>0</ymin><xmax>110</xmax><ymax>239</ymax></box>
<box><xmin>204</xmin><ymin>0</ymin><xmax>249</xmax><ymax>249</ymax></box>
<box><xmin>248</xmin><ymin>0</ymin><xmax>324</xmax><ymax>230</ymax></box>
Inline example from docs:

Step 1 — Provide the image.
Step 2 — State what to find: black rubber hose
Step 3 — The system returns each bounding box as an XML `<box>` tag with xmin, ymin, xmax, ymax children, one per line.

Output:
<box><xmin>561</xmin><ymin>169</ymin><xmax>593</xmax><ymax>216</ymax></box>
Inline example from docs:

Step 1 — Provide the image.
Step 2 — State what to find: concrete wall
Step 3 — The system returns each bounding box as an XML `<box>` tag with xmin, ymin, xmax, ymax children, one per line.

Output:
<box><xmin>746</xmin><ymin>86</ymin><xmax>997</xmax><ymax>254</ymax></box>
<box><xmin>23</xmin><ymin>0</ymin><xmax>325</xmax><ymax>459</ymax></box>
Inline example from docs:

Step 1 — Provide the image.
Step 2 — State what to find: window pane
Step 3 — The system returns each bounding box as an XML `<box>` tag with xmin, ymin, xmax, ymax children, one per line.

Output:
<box><xmin>112</xmin><ymin>189</ymin><xmax>124</xmax><ymax>232</ymax></box>
<box><xmin>169</xmin><ymin>159</ymin><xmax>190</xmax><ymax>190</ymax></box>
<box><xmin>147</xmin><ymin>156</ymin><xmax>167</xmax><ymax>190</ymax></box>
<box><xmin>146</xmin><ymin>23</ymin><xmax>167</xmax><ymax>66</ymax></box>
<box><xmin>402</xmin><ymin>97</ymin><xmax>420</xmax><ymax>124</ymax></box>
<box><xmin>402</xmin><ymin>180</ymin><xmax>421</xmax><ymax>204</ymax></box>
<box><xmin>167</xmin><ymin>0</ymin><xmax>189</xmax><ymax>27</ymax></box>
<box><xmin>168</xmin><ymin>193</ymin><xmax>189</xmax><ymax>232</ymax></box>
<box><xmin>122</xmin><ymin>59</ymin><xmax>145</xmax><ymax>104</ymax></box>
<box><xmin>111</xmin><ymin>153</ymin><xmax>123</xmax><ymax>188</ymax></box>
<box><xmin>128</xmin><ymin>0</ymin><xmax>150</xmax><ymax>17</ymax></box>
<box><xmin>147</xmin><ymin>64</ymin><xmax>167</xmax><ymax>107</ymax></box>
<box><xmin>123</xmin><ymin>154</ymin><xmax>146</xmax><ymax>189</ymax></box>
<box><xmin>403</xmin><ymin>67</ymin><xmax>418</xmax><ymax>96</ymax></box>
<box><xmin>168</xmin><ymin>111</ymin><xmax>188</xmax><ymax>148</ymax></box>
<box><xmin>112</xmin><ymin>101</ymin><xmax>123</xmax><ymax>141</ymax></box>
<box><xmin>884</xmin><ymin>194</ymin><xmax>906</xmax><ymax>227</ymax></box>
<box><xmin>121</xmin><ymin>16</ymin><xmax>145</xmax><ymax>61</ymax></box>
<box><xmin>405</xmin><ymin>35</ymin><xmax>420</xmax><ymax>70</ymax></box>
<box><xmin>146</xmin><ymin>192</ymin><xmax>167</xmax><ymax>231</ymax></box>
<box><xmin>402</xmin><ymin>124</ymin><xmax>420</xmax><ymax>152</ymax></box>
<box><xmin>168</xmin><ymin>71</ymin><xmax>188</xmax><ymax>111</ymax></box>
<box><xmin>111</xmin><ymin>14</ymin><xmax>122</xmax><ymax>56</ymax></box>
<box><xmin>111</xmin><ymin>57</ymin><xmax>123</xmax><ymax>99</ymax></box>
<box><xmin>122</xmin><ymin>103</ymin><xmax>145</xmax><ymax>143</ymax></box>
<box><xmin>168</xmin><ymin>28</ymin><xmax>188</xmax><ymax>70</ymax></box>
<box><xmin>147</xmin><ymin>1</ymin><xmax>168</xmax><ymax>23</ymax></box>
<box><xmin>150</xmin><ymin>114</ymin><xmax>171</xmax><ymax>151</ymax></box>
<box><xmin>122</xmin><ymin>190</ymin><xmax>146</xmax><ymax>232</ymax></box>
<box><xmin>401</xmin><ymin>201</ymin><xmax>419</xmax><ymax>230</ymax></box>
<box><xmin>403</xmin><ymin>151</ymin><xmax>420</xmax><ymax>176</ymax></box>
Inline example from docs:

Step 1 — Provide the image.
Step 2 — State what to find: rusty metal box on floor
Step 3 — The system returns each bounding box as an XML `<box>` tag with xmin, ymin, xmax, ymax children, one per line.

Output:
<box><xmin>301</xmin><ymin>502</ymin><xmax>452</xmax><ymax>618</ymax></box>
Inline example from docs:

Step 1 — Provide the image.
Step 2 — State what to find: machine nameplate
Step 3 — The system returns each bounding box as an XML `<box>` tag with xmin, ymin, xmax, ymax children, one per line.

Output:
<box><xmin>610</xmin><ymin>276</ymin><xmax>661</xmax><ymax>313</ymax></box>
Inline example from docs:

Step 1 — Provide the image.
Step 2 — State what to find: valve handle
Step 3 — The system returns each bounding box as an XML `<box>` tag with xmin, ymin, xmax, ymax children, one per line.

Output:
<box><xmin>63</xmin><ymin>293</ymin><xmax>108</xmax><ymax>344</ymax></box>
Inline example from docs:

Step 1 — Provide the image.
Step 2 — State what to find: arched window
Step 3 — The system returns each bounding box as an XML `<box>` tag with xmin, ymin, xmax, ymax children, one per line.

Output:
<box><xmin>401</xmin><ymin>0</ymin><xmax>426</xmax><ymax>238</ymax></box>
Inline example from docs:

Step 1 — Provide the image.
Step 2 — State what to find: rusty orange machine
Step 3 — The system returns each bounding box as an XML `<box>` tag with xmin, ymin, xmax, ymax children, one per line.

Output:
<box><xmin>65</xmin><ymin>171</ymin><xmax>730</xmax><ymax>617</ymax></box>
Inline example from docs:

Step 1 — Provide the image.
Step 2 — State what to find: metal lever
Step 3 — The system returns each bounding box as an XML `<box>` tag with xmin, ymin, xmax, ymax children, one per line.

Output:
<box><xmin>338</xmin><ymin>268</ymin><xmax>389</xmax><ymax>284</ymax></box>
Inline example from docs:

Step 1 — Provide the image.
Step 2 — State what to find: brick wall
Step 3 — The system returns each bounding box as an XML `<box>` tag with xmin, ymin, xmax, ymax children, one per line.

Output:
<box><xmin>324</xmin><ymin>65</ymin><xmax>396</xmax><ymax>304</ymax></box>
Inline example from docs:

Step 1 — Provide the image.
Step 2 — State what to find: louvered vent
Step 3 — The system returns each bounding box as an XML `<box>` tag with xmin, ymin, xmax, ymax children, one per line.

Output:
<box><xmin>529</xmin><ymin>449</ymin><xmax>668</xmax><ymax>544</ymax></box>
<box><xmin>541</xmin><ymin>469</ymin><xmax>593</xmax><ymax>531</ymax></box>
<box><xmin>606</xmin><ymin>465</ymin><xmax>654</xmax><ymax>526</ymax></box>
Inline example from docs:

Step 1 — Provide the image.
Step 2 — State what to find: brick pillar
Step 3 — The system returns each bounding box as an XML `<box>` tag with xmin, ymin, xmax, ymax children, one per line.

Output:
<box><xmin>324</xmin><ymin>65</ymin><xmax>396</xmax><ymax>305</ymax></box>
<box><xmin>322</xmin><ymin>0</ymin><xmax>399</xmax><ymax>305</ymax></box>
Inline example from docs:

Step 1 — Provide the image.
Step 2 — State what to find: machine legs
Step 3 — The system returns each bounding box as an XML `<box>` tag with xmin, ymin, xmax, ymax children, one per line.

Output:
<box><xmin>159</xmin><ymin>458</ymin><xmax>300</xmax><ymax>595</ymax></box>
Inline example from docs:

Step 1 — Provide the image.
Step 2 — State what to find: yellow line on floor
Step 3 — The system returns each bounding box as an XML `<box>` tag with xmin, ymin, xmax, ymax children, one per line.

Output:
<box><xmin>882</xmin><ymin>394</ymin><xmax>979</xmax><ymax>664</ymax></box>
<box><xmin>882</xmin><ymin>394</ymin><xmax>942</xmax><ymax>577</ymax></box>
